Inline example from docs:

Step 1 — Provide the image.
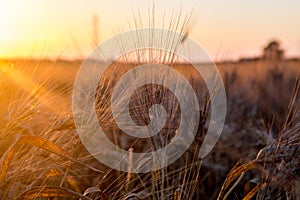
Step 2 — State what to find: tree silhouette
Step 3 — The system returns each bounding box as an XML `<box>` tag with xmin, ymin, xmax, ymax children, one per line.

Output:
<box><xmin>262</xmin><ymin>40</ymin><xmax>284</xmax><ymax>60</ymax></box>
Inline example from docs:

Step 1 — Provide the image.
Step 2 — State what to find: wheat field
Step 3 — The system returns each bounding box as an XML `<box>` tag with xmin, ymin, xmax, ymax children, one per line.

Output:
<box><xmin>0</xmin><ymin>57</ymin><xmax>299</xmax><ymax>199</ymax></box>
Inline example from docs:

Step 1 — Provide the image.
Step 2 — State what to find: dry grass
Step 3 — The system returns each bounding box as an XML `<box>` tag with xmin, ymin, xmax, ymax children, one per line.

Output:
<box><xmin>0</xmin><ymin>8</ymin><xmax>299</xmax><ymax>198</ymax></box>
<box><xmin>0</xmin><ymin>58</ymin><xmax>299</xmax><ymax>199</ymax></box>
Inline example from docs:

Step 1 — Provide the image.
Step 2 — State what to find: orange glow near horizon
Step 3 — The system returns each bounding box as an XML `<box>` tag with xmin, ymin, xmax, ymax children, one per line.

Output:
<box><xmin>0</xmin><ymin>0</ymin><xmax>299</xmax><ymax>61</ymax></box>
<box><xmin>0</xmin><ymin>62</ymin><xmax>68</xmax><ymax>114</ymax></box>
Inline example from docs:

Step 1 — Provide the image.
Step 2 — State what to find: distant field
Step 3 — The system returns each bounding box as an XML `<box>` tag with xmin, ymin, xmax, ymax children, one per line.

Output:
<box><xmin>1</xmin><ymin>58</ymin><xmax>299</xmax><ymax>116</ymax></box>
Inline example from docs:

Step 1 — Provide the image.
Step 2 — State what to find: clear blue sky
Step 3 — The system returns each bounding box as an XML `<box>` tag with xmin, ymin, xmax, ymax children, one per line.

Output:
<box><xmin>0</xmin><ymin>0</ymin><xmax>299</xmax><ymax>60</ymax></box>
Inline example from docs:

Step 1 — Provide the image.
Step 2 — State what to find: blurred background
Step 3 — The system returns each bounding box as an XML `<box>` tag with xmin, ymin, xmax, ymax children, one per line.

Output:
<box><xmin>0</xmin><ymin>0</ymin><xmax>299</xmax><ymax>61</ymax></box>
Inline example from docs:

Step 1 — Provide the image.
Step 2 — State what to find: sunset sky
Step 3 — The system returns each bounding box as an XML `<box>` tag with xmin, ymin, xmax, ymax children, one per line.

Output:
<box><xmin>0</xmin><ymin>0</ymin><xmax>299</xmax><ymax>61</ymax></box>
